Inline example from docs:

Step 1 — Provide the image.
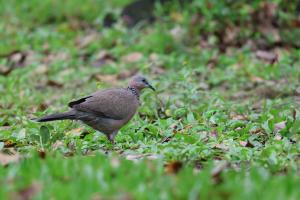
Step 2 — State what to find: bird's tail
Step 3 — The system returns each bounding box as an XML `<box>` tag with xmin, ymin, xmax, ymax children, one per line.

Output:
<box><xmin>34</xmin><ymin>110</ymin><xmax>76</xmax><ymax>122</ymax></box>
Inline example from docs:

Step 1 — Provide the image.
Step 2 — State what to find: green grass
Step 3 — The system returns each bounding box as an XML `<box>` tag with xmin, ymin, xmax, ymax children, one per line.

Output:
<box><xmin>1</xmin><ymin>153</ymin><xmax>300</xmax><ymax>200</ymax></box>
<box><xmin>1</xmin><ymin>0</ymin><xmax>300</xmax><ymax>199</ymax></box>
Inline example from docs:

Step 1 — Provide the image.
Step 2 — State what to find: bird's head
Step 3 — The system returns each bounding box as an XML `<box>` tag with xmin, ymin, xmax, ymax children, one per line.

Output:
<box><xmin>129</xmin><ymin>75</ymin><xmax>155</xmax><ymax>91</ymax></box>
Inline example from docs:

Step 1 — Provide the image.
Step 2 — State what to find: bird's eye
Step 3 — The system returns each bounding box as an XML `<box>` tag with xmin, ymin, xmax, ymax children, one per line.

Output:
<box><xmin>142</xmin><ymin>79</ymin><xmax>146</xmax><ymax>82</ymax></box>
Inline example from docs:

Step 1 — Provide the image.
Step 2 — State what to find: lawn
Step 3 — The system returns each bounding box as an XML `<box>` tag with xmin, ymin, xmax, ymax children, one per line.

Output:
<box><xmin>0</xmin><ymin>0</ymin><xmax>300</xmax><ymax>199</ymax></box>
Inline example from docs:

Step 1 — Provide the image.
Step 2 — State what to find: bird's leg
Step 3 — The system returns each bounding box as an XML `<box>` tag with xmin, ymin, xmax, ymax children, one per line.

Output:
<box><xmin>107</xmin><ymin>130</ymin><xmax>118</xmax><ymax>145</ymax></box>
<box><xmin>108</xmin><ymin>135</ymin><xmax>115</xmax><ymax>145</ymax></box>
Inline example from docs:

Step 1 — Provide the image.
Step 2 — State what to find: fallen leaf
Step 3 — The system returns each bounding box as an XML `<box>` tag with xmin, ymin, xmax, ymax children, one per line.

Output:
<box><xmin>250</xmin><ymin>76</ymin><xmax>265</xmax><ymax>83</ymax></box>
<box><xmin>0</xmin><ymin>50</ymin><xmax>28</xmax><ymax>75</ymax></box>
<box><xmin>3</xmin><ymin>140</ymin><xmax>17</xmax><ymax>148</ymax></box>
<box><xmin>151</xmin><ymin>65</ymin><xmax>166</xmax><ymax>75</ymax></box>
<box><xmin>212</xmin><ymin>143</ymin><xmax>229</xmax><ymax>151</ymax></box>
<box><xmin>117</xmin><ymin>69</ymin><xmax>138</xmax><ymax>80</ymax></box>
<box><xmin>121</xmin><ymin>52</ymin><xmax>143</xmax><ymax>63</ymax></box>
<box><xmin>42</xmin><ymin>52</ymin><xmax>69</xmax><ymax>64</ymax></box>
<box><xmin>38</xmin><ymin>103</ymin><xmax>49</xmax><ymax>111</ymax></box>
<box><xmin>125</xmin><ymin>154</ymin><xmax>144</xmax><ymax>161</ymax></box>
<box><xmin>256</xmin><ymin>50</ymin><xmax>278</xmax><ymax>64</ymax></box>
<box><xmin>47</xmin><ymin>80</ymin><xmax>63</xmax><ymax>88</ymax></box>
<box><xmin>38</xmin><ymin>150</ymin><xmax>46</xmax><ymax>159</ymax></box>
<box><xmin>160</xmin><ymin>136</ymin><xmax>173</xmax><ymax>143</ymax></box>
<box><xmin>32</xmin><ymin>64</ymin><xmax>48</xmax><ymax>76</ymax></box>
<box><xmin>91</xmin><ymin>50</ymin><xmax>116</xmax><ymax>67</ymax></box>
<box><xmin>7</xmin><ymin>51</ymin><xmax>27</xmax><ymax>67</ymax></box>
<box><xmin>75</xmin><ymin>32</ymin><xmax>99</xmax><ymax>48</ymax></box>
<box><xmin>164</xmin><ymin>161</ymin><xmax>183</xmax><ymax>174</ymax></box>
<box><xmin>250</xmin><ymin>128</ymin><xmax>263</xmax><ymax>134</ymax></box>
<box><xmin>0</xmin><ymin>64</ymin><xmax>12</xmax><ymax>75</ymax></box>
<box><xmin>52</xmin><ymin>140</ymin><xmax>64</xmax><ymax>150</ymax></box>
<box><xmin>66</xmin><ymin>128</ymin><xmax>83</xmax><ymax>137</ymax></box>
<box><xmin>0</xmin><ymin>150</ymin><xmax>21</xmax><ymax>166</ymax></box>
<box><xmin>90</xmin><ymin>74</ymin><xmax>119</xmax><ymax>86</ymax></box>
<box><xmin>274</xmin><ymin>121</ymin><xmax>286</xmax><ymax>133</ymax></box>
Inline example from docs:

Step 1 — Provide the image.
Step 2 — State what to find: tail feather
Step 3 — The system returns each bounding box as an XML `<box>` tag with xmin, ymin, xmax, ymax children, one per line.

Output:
<box><xmin>34</xmin><ymin>110</ymin><xmax>76</xmax><ymax>122</ymax></box>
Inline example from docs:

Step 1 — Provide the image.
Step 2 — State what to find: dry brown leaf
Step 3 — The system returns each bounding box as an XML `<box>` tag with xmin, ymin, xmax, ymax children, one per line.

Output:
<box><xmin>256</xmin><ymin>50</ymin><xmax>278</xmax><ymax>64</ymax></box>
<box><xmin>160</xmin><ymin>136</ymin><xmax>173</xmax><ymax>143</ymax></box>
<box><xmin>4</xmin><ymin>140</ymin><xmax>17</xmax><ymax>148</ymax></box>
<box><xmin>8</xmin><ymin>51</ymin><xmax>27</xmax><ymax>67</ymax></box>
<box><xmin>75</xmin><ymin>32</ymin><xmax>99</xmax><ymax>48</ymax></box>
<box><xmin>46</xmin><ymin>80</ymin><xmax>63</xmax><ymax>88</ymax></box>
<box><xmin>151</xmin><ymin>65</ymin><xmax>166</xmax><ymax>75</ymax></box>
<box><xmin>230</xmin><ymin>113</ymin><xmax>248</xmax><ymax>120</ymax></box>
<box><xmin>117</xmin><ymin>69</ymin><xmax>138</xmax><ymax>80</ymax></box>
<box><xmin>42</xmin><ymin>52</ymin><xmax>69</xmax><ymax>64</ymax></box>
<box><xmin>250</xmin><ymin>128</ymin><xmax>263</xmax><ymax>134</ymax></box>
<box><xmin>126</xmin><ymin>154</ymin><xmax>144</xmax><ymax>161</ymax></box>
<box><xmin>0</xmin><ymin>150</ymin><xmax>21</xmax><ymax>166</ymax></box>
<box><xmin>213</xmin><ymin>144</ymin><xmax>229</xmax><ymax>151</ymax></box>
<box><xmin>164</xmin><ymin>161</ymin><xmax>183</xmax><ymax>174</ymax></box>
<box><xmin>0</xmin><ymin>64</ymin><xmax>12</xmax><ymax>76</ymax></box>
<box><xmin>121</xmin><ymin>52</ymin><xmax>143</xmax><ymax>63</ymax></box>
<box><xmin>91</xmin><ymin>50</ymin><xmax>116</xmax><ymax>67</ymax></box>
<box><xmin>32</xmin><ymin>65</ymin><xmax>48</xmax><ymax>76</ymax></box>
<box><xmin>250</xmin><ymin>76</ymin><xmax>265</xmax><ymax>83</ymax></box>
<box><xmin>52</xmin><ymin>140</ymin><xmax>64</xmax><ymax>150</ymax></box>
<box><xmin>274</xmin><ymin>121</ymin><xmax>286</xmax><ymax>133</ymax></box>
<box><xmin>91</xmin><ymin>74</ymin><xmax>119</xmax><ymax>86</ymax></box>
<box><xmin>66</xmin><ymin>128</ymin><xmax>84</xmax><ymax>137</ymax></box>
<box><xmin>38</xmin><ymin>150</ymin><xmax>46</xmax><ymax>159</ymax></box>
<box><xmin>0</xmin><ymin>50</ymin><xmax>29</xmax><ymax>75</ymax></box>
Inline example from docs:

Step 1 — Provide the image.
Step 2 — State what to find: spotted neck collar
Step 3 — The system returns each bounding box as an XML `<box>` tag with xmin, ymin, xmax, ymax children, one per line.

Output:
<box><xmin>127</xmin><ymin>86</ymin><xmax>139</xmax><ymax>100</ymax></box>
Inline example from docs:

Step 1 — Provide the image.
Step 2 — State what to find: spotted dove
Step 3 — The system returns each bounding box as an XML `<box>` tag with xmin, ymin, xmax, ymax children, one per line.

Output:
<box><xmin>35</xmin><ymin>75</ymin><xmax>155</xmax><ymax>143</ymax></box>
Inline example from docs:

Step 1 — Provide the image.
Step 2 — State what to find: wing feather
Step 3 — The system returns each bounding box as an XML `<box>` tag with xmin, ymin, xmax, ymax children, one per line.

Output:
<box><xmin>68</xmin><ymin>89</ymin><xmax>139</xmax><ymax>120</ymax></box>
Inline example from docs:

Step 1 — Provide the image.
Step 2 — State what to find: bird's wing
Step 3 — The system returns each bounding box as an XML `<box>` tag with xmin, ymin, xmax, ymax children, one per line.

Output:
<box><xmin>68</xmin><ymin>89</ymin><xmax>138</xmax><ymax>120</ymax></box>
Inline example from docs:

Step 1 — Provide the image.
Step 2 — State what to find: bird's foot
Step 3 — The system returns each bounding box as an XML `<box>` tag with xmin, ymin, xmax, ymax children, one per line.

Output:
<box><xmin>107</xmin><ymin>135</ymin><xmax>115</xmax><ymax>145</ymax></box>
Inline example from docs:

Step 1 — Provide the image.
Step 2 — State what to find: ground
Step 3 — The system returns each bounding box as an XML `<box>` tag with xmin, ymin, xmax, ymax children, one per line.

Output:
<box><xmin>0</xmin><ymin>1</ymin><xmax>300</xmax><ymax>199</ymax></box>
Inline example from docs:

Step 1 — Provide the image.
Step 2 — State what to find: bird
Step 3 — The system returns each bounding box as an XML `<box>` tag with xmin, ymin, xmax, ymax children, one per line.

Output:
<box><xmin>35</xmin><ymin>75</ymin><xmax>155</xmax><ymax>143</ymax></box>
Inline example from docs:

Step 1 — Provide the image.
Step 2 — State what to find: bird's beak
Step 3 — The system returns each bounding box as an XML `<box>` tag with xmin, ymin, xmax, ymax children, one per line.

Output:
<box><xmin>147</xmin><ymin>83</ymin><xmax>155</xmax><ymax>91</ymax></box>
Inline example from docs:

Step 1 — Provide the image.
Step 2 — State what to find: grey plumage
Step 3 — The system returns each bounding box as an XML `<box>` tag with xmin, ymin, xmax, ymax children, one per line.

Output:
<box><xmin>35</xmin><ymin>75</ymin><xmax>155</xmax><ymax>143</ymax></box>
